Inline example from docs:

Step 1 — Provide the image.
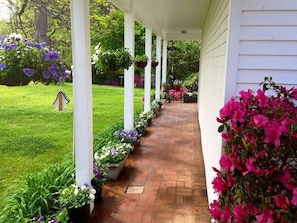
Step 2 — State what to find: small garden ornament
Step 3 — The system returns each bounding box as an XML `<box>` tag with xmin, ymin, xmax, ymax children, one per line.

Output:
<box><xmin>52</xmin><ymin>90</ymin><xmax>70</xmax><ymax>111</ymax></box>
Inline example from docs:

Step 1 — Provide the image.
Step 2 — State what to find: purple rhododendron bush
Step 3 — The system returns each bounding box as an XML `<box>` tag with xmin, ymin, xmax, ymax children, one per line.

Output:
<box><xmin>209</xmin><ymin>77</ymin><xmax>297</xmax><ymax>222</ymax></box>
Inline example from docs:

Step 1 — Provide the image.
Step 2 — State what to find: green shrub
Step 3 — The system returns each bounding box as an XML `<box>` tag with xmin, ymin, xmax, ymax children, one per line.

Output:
<box><xmin>0</xmin><ymin>160</ymin><xmax>74</xmax><ymax>223</ymax></box>
<box><xmin>183</xmin><ymin>72</ymin><xmax>198</xmax><ymax>91</ymax></box>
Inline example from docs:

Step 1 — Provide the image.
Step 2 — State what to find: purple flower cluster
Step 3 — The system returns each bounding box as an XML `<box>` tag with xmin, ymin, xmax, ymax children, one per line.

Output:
<box><xmin>113</xmin><ymin>129</ymin><xmax>140</xmax><ymax>145</ymax></box>
<box><xmin>0</xmin><ymin>33</ymin><xmax>71</xmax><ymax>83</ymax></box>
<box><xmin>91</xmin><ymin>160</ymin><xmax>108</xmax><ymax>187</ymax></box>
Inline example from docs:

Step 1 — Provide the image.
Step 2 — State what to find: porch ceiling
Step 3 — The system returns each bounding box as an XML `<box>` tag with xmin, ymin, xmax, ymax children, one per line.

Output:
<box><xmin>110</xmin><ymin>0</ymin><xmax>210</xmax><ymax>40</ymax></box>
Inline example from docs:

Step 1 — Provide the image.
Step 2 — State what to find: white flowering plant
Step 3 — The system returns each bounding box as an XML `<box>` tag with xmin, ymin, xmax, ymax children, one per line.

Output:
<box><xmin>135</xmin><ymin>119</ymin><xmax>148</xmax><ymax>135</ymax></box>
<box><xmin>92</xmin><ymin>43</ymin><xmax>133</xmax><ymax>71</ymax></box>
<box><xmin>140</xmin><ymin>110</ymin><xmax>155</xmax><ymax>122</ymax></box>
<box><xmin>59</xmin><ymin>183</ymin><xmax>96</xmax><ymax>209</ymax></box>
<box><xmin>173</xmin><ymin>79</ymin><xmax>182</xmax><ymax>86</ymax></box>
<box><xmin>94</xmin><ymin>141</ymin><xmax>132</xmax><ymax>164</ymax></box>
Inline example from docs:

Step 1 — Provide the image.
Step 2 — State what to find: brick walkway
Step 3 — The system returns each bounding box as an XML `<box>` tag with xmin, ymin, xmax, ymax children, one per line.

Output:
<box><xmin>91</xmin><ymin>101</ymin><xmax>211</xmax><ymax>223</ymax></box>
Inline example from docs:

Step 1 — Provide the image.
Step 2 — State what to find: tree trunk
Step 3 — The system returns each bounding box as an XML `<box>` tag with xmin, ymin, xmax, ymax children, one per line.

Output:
<box><xmin>35</xmin><ymin>0</ymin><xmax>50</xmax><ymax>44</ymax></box>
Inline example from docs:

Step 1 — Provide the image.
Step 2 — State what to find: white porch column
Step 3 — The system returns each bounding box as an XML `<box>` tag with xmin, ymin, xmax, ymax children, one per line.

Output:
<box><xmin>124</xmin><ymin>12</ymin><xmax>135</xmax><ymax>130</ymax></box>
<box><xmin>155</xmin><ymin>35</ymin><xmax>162</xmax><ymax>99</ymax></box>
<box><xmin>70</xmin><ymin>0</ymin><xmax>93</xmax><ymax>187</ymax></box>
<box><xmin>162</xmin><ymin>40</ymin><xmax>168</xmax><ymax>85</ymax></box>
<box><xmin>144</xmin><ymin>28</ymin><xmax>152</xmax><ymax>112</ymax></box>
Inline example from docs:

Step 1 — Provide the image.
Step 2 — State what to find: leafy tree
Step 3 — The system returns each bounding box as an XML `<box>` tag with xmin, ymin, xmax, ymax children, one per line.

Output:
<box><xmin>90</xmin><ymin>0</ymin><xmax>124</xmax><ymax>50</ymax></box>
<box><xmin>1</xmin><ymin>0</ymin><xmax>200</xmax><ymax>84</ymax></box>
<box><xmin>167</xmin><ymin>40</ymin><xmax>200</xmax><ymax>84</ymax></box>
<box><xmin>1</xmin><ymin>0</ymin><xmax>71</xmax><ymax>65</ymax></box>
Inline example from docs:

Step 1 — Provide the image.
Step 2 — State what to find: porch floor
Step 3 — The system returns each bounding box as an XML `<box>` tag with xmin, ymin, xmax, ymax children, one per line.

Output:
<box><xmin>91</xmin><ymin>101</ymin><xmax>211</xmax><ymax>223</ymax></box>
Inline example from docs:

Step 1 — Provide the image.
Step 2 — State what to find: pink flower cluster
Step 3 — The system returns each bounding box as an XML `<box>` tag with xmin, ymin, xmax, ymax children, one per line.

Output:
<box><xmin>168</xmin><ymin>88</ymin><xmax>187</xmax><ymax>100</ymax></box>
<box><xmin>209</xmin><ymin>77</ymin><xmax>297</xmax><ymax>222</ymax></box>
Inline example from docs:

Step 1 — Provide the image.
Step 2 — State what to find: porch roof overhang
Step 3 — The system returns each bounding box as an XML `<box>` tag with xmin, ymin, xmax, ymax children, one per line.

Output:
<box><xmin>110</xmin><ymin>0</ymin><xmax>210</xmax><ymax>40</ymax></box>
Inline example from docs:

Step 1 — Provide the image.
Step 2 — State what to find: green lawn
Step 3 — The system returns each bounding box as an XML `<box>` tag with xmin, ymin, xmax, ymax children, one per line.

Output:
<box><xmin>0</xmin><ymin>82</ymin><xmax>144</xmax><ymax>207</ymax></box>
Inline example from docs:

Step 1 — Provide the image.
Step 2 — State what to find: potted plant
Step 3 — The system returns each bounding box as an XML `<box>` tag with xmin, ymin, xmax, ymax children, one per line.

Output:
<box><xmin>91</xmin><ymin>162</ymin><xmax>109</xmax><ymax>203</ymax></box>
<box><xmin>95</xmin><ymin>141</ymin><xmax>132</xmax><ymax>180</ymax></box>
<box><xmin>59</xmin><ymin>183</ymin><xmax>96</xmax><ymax>223</ymax></box>
<box><xmin>155</xmin><ymin>98</ymin><xmax>164</xmax><ymax>107</ymax></box>
<box><xmin>92</xmin><ymin>43</ymin><xmax>133</xmax><ymax>71</ymax></box>
<box><xmin>134</xmin><ymin>119</ymin><xmax>148</xmax><ymax>136</ymax></box>
<box><xmin>173</xmin><ymin>80</ymin><xmax>182</xmax><ymax>91</ymax></box>
<box><xmin>134</xmin><ymin>54</ymin><xmax>148</xmax><ymax>68</ymax></box>
<box><xmin>183</xmin><ymin>91</ymin><xmax>198</xmax><ymax>103</ymax></box>
<box><xmin>209</xmin><ymin>77</ymin><xmax>297</xmax><ymax>222</ymax></box>
<box><xmin>162</xmin><ymin>82</ymin><xmax>170</xmax><ymax>92</ymax></box>
<box><xmin>139</xmin><ymin>110</ymin><xmax>156</xmax><ymax>126</ymax></box>
<box><xmin>150</xmin><ymin>100</ymin><xmax>160</xmax><ymax>117</ymax></box>
<box><xmin>154</xmin><ymin>99</ymin><xmax>164</xmax><ymax>112</ymax></box>
<box><xmin>113</xmin><ymin>129</ymin><xmax>141</xmax><ymax>146</ymax></box>
<box><xmin>165</xmin><ymin>92</ymin><xmax>173</xmax><ymax>102</ymax></box>
<box><xmin>151</xmin><ymin>58</ymin><xmax>159</xmax><ymax>67</ymax></box>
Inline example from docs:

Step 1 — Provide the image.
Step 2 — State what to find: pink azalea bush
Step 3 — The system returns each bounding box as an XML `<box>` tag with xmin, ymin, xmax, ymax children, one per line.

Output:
<box><xmin>169</xmin><ymin>87</ymin><xmax>187</xmax><ymax>100</ymax></box>
<box><xmin>209</xmin><ymin>77</ymin><xmax>297</xmax><ymax>222</ymax></box>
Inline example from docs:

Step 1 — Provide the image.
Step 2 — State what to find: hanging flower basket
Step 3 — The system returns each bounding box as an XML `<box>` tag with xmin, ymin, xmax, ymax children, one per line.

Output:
<box><xmin>108</xmin><ymin>63</ymin><xmax>117</xmax><ymax>72</ymax></box>
<box><xmin>135</xmin><ymin>61</ymin><xmax>147</xmax><ymax>68</ymax></box>
<box><xmin>134</xmin><ymin>54</ymin><xmax>148</xmax><ymax>68</ymax></box>
<box><xmin>152</xmin><ymin>61</ymin><xmax>159</xmax><ymax>68</ymax></box>
<box><xmin>92</xmin><ymin>44</ymin><xmax>133</xmax><ymax>71</ymax></box>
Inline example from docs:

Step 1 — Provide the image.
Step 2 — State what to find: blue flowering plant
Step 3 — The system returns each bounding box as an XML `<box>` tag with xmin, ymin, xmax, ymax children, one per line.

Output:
<box><xmin>0</xmin><ymin>33</ymin><xmax>71</xmax><ymax>86</ymax></box>
<box><xmin>59</xmin><ymin>183</ymin><xmax>96</xmax><ymax>209</ymax></box>
<box><xmin>113</xmin><ymin>129</ymin><xmax>141</xmax><ymax>146</ymax></box>
<box><xmin>91</xmin><ymin>160</ymin><xmax>109</xmax><ymax>188</ymax></box>
<box><xmin>94</xmin><ymin>141</ymin><xmax>132</xmax><ymax>164</ymax></box>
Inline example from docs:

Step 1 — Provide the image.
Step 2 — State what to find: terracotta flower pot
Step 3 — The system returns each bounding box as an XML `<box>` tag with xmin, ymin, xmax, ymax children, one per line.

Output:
<box><xmin>162</xmin><ymin>85</ymin><xmax>169</xmax><ymax>91</ymax></box>
<box><xmin>174</xmin><ymin>85</ymin><xmax>181</xmax><ymax>91</ymax></box>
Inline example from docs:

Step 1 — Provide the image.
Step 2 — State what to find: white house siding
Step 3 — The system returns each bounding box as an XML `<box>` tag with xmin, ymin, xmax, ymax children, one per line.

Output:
<box><xmin>237</xmin><ymin>0</ymin><xmax>297</xmax><ymax>92</ymax></box>
<box><xmin>198</xmin><ymin>0</ymin><xmax>230</xmax><ymax>205</ymax></box>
